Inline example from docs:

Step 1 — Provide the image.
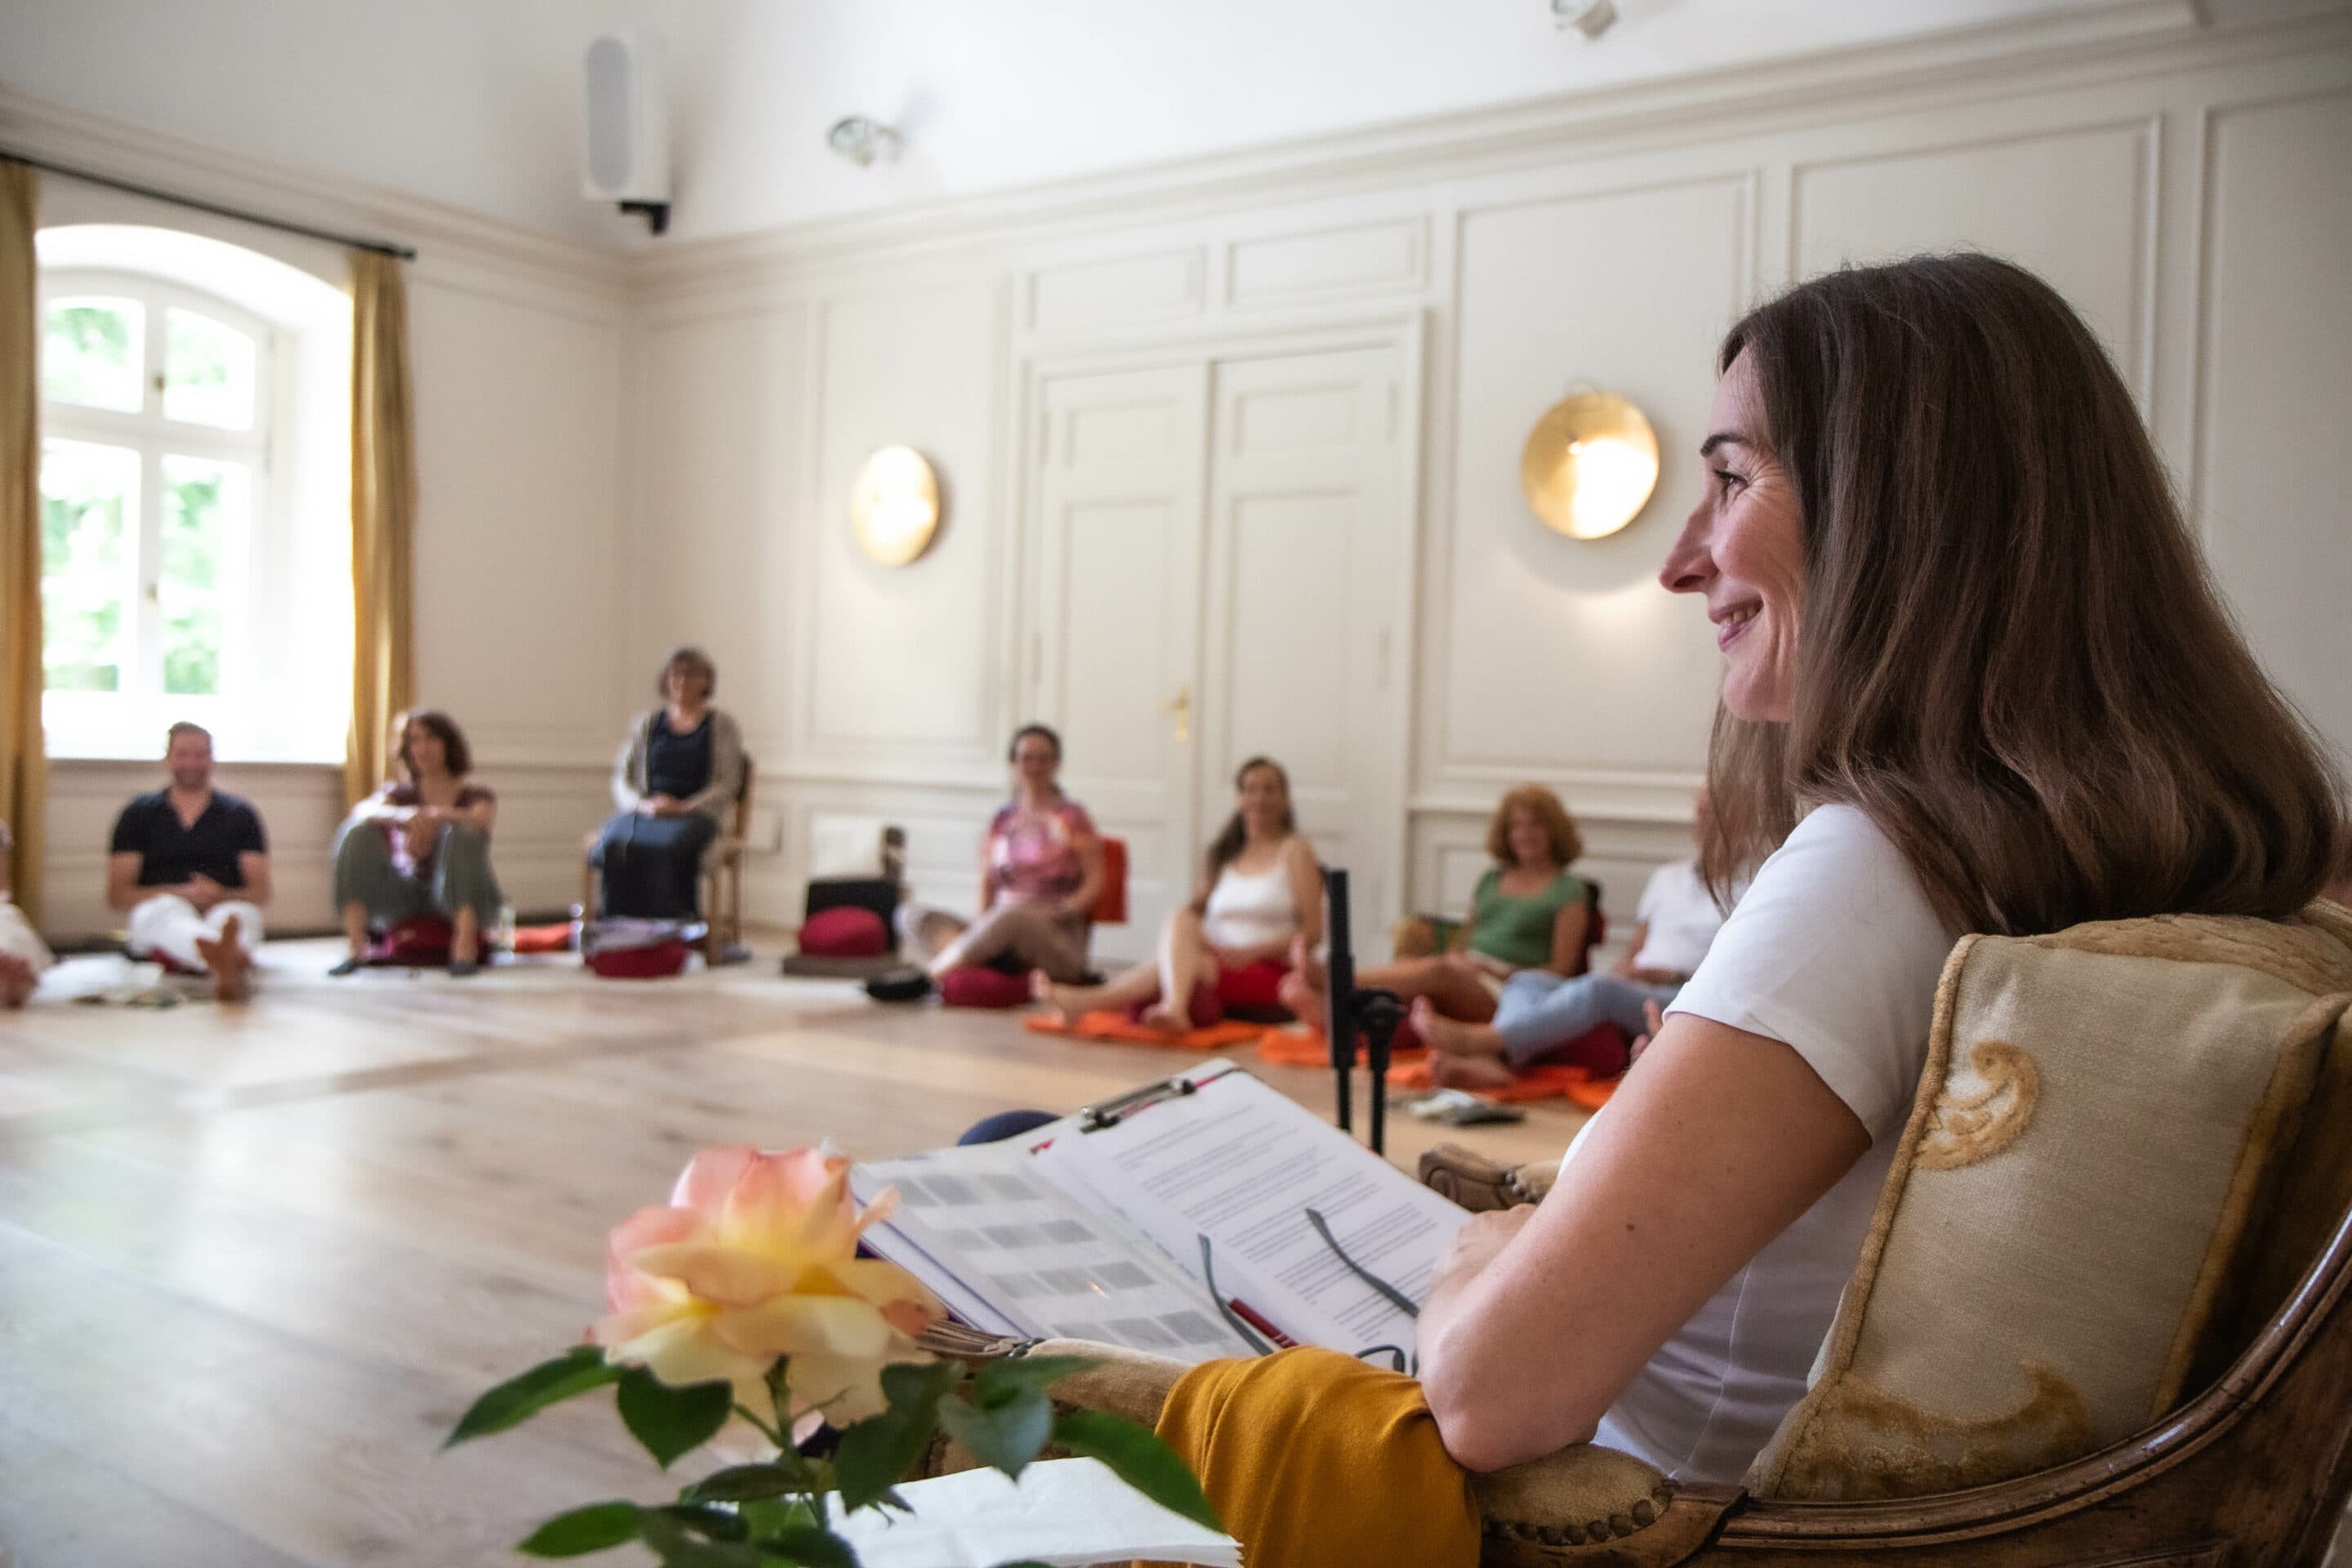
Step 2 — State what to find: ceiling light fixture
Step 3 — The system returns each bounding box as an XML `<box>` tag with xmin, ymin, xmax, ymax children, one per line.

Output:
<box><xmin>827</xmin><ymin>117</ymin><xmax>902</xmax><ymax>168</ymax></box>
<box><xmin>1551</xmin><ymin>0</ymin><xmax>1619</xmax><ymax>40</ymax></box>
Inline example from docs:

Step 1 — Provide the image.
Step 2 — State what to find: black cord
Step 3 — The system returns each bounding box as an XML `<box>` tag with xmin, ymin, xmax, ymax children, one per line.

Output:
<box><xmin>1303</xmin><ymin>1207</ymin><xmax>1419</xmax><ymax>1319</ymax></box>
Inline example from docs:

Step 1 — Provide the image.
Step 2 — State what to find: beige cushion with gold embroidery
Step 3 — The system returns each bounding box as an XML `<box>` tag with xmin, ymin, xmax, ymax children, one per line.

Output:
<box><xmin>1746</xmin><ymin>903</ymin><xmax>2352</xmax><ymax>1501</ymax></box>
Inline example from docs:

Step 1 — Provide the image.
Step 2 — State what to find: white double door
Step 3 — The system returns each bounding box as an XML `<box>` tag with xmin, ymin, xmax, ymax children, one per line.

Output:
<box><xmin>1028</xmin><ymin>341</ymin><xmax>1410</xmax><ymax>960</ymax></box>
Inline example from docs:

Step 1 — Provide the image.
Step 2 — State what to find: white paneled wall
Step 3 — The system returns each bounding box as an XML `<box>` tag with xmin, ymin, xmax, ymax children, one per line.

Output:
<box><xmin>624</xmin><ymin>10</ymin><xmax>2352</xmax><ymax>949</ymax></box>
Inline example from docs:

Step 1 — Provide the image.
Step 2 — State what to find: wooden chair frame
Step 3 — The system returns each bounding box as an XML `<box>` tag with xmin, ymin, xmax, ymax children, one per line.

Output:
<box><xmin>581</xmin><ymin>758</ymin><xmax>755</xmax><ymax>966</ymax></box>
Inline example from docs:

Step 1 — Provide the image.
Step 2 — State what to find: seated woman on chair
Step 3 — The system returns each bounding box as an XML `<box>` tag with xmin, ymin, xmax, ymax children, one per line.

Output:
<box><xmin>898</xmin><ymin>724</ymin><xmax>1106</xmax><ymax>983</ymax></box>
<box><xmin>1279</xmin><ymin>783</ymin><xmax>1588</xmax><ymax>1044</ymax></box>
<box><xmin>329</xmin><ymin>710</ymin><xmax>503</xmax><ymax>977</ymax></box>
<box><xmin>1034</xmin><ymin>756</ymin><xmax>1321</xmax><ymax>1031</ymax></box>
<box><xmin>593</xmin><ymin>647</ymin><xmax>747</xmax><ymax>920</ymax></box>
<box><xmin>1106</xmin><ymin>256</ymin><xmax>2345</xmax><ymax>1568</ymax></box>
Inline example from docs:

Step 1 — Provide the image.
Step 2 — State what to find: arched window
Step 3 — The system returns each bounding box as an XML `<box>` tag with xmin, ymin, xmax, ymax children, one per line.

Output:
<box><xmin>36</xmin><ymin>227</ymin><xmax>351</xmax><ymax>761</ymax></box>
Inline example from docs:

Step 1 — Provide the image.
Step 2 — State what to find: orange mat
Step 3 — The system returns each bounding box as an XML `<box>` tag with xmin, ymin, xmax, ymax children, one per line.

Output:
<box><xmin>1389</xmin><ymin>1057</ymin><xmax>1620</xmax><ymax>1110</ymax></box>
<box><xmin>1023</xmin><ymin>1009</ymin><xmax>1267</xmax><ymax>1049</ymax></box>
<box><xmin>1254</xmin><ymin>1028</ymin><xmax>1428</xmax><ymax>1070</ymax></box>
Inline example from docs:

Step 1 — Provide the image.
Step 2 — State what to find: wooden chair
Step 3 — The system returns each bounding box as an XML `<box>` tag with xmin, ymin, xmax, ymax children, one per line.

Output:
<box><xmin>580</xmin><ymin>757</ymin><xmax>755</xmax><ymax>966</ymax></box>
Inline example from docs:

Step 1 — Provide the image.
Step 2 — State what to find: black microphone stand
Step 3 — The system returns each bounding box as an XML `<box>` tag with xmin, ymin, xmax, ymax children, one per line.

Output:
<box><xmin>1321</xmin><ymin>867</ymin><xmax>1405</xmax><ymax>1156</ymax></box>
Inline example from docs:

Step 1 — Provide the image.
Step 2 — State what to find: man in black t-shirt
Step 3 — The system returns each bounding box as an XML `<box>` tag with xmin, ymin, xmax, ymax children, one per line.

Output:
<box><xmin>106</xmin><ymin>723</ymin><xmax>272</xmax><ymax>1000</ymax></box>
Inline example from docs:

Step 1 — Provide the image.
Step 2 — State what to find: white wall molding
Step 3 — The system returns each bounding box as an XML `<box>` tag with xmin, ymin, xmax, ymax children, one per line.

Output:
<box><xmin>628</xmin><ymin>0</ymin><xmax>2245</xmax><ymax>297</ymax></box>
<box><xmin>0</xmin><ymin>85</ymin><xmax>628</xmax><ymax>301</ymax></box>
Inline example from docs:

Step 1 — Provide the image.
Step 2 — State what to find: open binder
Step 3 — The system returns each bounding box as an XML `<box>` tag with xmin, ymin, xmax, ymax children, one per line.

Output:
<box><xmin>850</xmin><ymin>1059</ymin><xmax>1472</xmax><ymax>1365</ymax></box>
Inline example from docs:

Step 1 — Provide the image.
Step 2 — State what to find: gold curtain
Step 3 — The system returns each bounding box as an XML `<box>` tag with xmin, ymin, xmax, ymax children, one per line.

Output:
<box><xmin>0</xmin><ymin>161</ymin><xmax>44</xmax><ymax>924</ymax></box>
<box><xmin>345</xmin><ymin>251</ymin><xmax>416</xmax><ymax>807</ymax></box>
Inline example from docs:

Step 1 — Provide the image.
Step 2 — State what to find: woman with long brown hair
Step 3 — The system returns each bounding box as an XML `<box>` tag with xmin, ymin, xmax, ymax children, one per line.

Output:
<box><xmin>1142</xmin><ymin>254</ymin><xmax>2344</xmax><ymax>1562</ymax></box>
<box><xmin>1033</xmin><ymin>756</ymin><xmax>1322</xmax><ymax>1031</ymax></box>
<box><xmin>329</xmin><ymin>708</ymin><xmax>505</xmax><ymax>977</ymax></box>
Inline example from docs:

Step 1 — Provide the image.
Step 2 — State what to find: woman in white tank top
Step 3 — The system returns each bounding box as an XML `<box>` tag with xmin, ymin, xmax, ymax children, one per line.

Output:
<box><xmin>1034</xmin><ymin>757</ymin><xmax>1322</xmax><ymax>1031</ymax></box>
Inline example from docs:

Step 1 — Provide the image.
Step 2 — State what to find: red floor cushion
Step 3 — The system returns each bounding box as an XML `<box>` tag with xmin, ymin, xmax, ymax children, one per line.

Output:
<box><xmin>800</xmin><ymin>906</ymin><xmax>889</xmax><ymax>959</ymax></box>
<box><xmin>940</xmin><ymin>965</ymin><xmax>1031</xmax><ymax>1009</ymax></box>
<box><xmin>588</xmin><ymin>941</ymin><xmax>690</xmax><ymax>978</ymax></box>
<box><xmin>1126</xmin><ymin>958</ymin><xmax>1294</xmax><ymax>1028</ymax></box>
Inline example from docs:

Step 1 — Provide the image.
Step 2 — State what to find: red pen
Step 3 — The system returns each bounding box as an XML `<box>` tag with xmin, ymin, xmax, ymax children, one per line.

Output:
<box><xmin>1227</xmin><ymin>1298</ymin><xmax>1298</xmax><ymax>1349</ymax></box>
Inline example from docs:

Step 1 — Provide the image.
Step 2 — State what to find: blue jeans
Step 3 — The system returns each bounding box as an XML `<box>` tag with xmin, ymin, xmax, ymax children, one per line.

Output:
<box><xmin>1492</xmin><ymin>971</ymin><xmax>1679</xmax><ymax>1068</ymax></box>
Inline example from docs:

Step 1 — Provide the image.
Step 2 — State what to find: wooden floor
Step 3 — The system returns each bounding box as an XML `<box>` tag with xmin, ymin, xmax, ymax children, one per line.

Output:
<box><xmin>0</xmin><ymin>937</ymin><xmax>1586</xmax><ymax>1568</ymax></box>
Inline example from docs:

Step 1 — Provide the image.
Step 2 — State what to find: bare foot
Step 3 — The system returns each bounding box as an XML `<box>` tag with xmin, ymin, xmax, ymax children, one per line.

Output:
<box><xmin>1030</xmin><ymin>970</ymin><xmax>1084</xmax><ymax>1025</ymax></box>
<box><xmin>0</xmin><ymin>952</ymin><xmax>34</xmax><ymax>1009</ymax></box>
<box><xmin>1276</xmin><ymin>964</ymin><xmax>1324</xmax><ymax>1029</ymax></box>
<box><xmin>193</xmin><ymin>915</ymin><xmax>252</xmax><ymax>1003</ymax></box>
<box><xmin>1430</xmin><ymin>1054</ymin><xmax>1516</xmax><ymax>1092</ymax></box>
<box><xmin>1138</xmin><ymin>1001</ymin><xmax>1190</xmax><ymax>1035</ymax></box>
<box><xmin>1409</xmin><ymin>996</ymin><xmax>1505</xmax><ymax>1061</ymax></box>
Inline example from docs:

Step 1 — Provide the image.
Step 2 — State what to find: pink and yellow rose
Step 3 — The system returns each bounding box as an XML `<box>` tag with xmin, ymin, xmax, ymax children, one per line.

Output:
<box><xmin>590</xmin><ymin>1146</ymin><xmax>943</xmax><ymax>1429</ymax></box>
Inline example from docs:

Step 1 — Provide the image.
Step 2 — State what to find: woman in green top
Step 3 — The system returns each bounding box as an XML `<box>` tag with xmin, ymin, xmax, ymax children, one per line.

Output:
<box><xmin>1281</xmin><ymin>784</ymin><xmax>1591</xmax><ymax>1027</ymax></box>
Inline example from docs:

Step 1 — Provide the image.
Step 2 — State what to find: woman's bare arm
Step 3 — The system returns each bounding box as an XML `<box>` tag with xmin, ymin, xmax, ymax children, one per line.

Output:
<box><xmin>1417</xmin><ymin>1011</ymin><xmax>1869</xmax><ymax>1472</ymax></box>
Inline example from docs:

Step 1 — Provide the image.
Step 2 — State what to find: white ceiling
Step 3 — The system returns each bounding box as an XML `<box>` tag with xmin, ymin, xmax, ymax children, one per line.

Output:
<box><xmin>0</xmin><ymin>0</ymin><xmax>2284</xmax><ymax>248</ymax></box>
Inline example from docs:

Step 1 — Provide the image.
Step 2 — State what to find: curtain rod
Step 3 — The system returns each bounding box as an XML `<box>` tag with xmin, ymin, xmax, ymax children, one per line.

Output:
<box><xmin>2</xmin><ymin>149</ymin><xmax>417</xmax><ymax>261</ymax></box>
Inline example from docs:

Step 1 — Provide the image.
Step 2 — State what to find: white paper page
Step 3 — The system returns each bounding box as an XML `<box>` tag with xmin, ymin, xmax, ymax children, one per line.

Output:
<box><xmin>831</xmin><ymin>1458</ymin><xmax>1240</xmax><ymax>1568</ymax></box>
<box><xmin>1033</xmin><ymin>1070</ymin><xmax>1471</xmax><ymax>1353</ymax></box>
<box><xmin>854</xmin><ymin>1141</ymin><xmax>1256</xmax><ymax>1360</ymax></box>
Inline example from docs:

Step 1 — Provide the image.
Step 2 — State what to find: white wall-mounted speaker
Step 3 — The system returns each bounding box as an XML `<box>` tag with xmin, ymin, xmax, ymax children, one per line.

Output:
<box><xmin>582</xmin><ymin>32</ymin><xmax>670</xmax><ymax>205</ymax></box>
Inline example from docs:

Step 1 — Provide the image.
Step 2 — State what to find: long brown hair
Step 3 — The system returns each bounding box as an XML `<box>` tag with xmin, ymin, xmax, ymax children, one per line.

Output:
<box><xmin>1703</xmin><ymin>254</ymin><xmax>2343</xmax><ymax>935</ymax></box>
<box><xmin>1205</xmin><ymin>757</ymin><xmax>1294</xmax><ymax>880</ymax></box>
<box><xmin>394</xmin><ymin>709</ymin><xmax>473</xmax><ymax>780</ymax></box>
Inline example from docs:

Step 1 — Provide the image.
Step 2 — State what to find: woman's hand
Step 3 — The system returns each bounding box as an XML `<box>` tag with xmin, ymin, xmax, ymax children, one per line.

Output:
<box><xmin>637</xmin><ymin>794</ymin><xmax>677</xmax><ymax>817</ymax></box>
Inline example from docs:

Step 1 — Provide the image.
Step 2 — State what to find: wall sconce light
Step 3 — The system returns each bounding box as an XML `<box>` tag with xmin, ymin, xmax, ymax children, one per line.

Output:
<box><xmin>827</xmin><ymin>116</ymin><xmax>902</xmax><ymax>168</ymax></box>
<box><xmin>1520</xmin><ymin>390</ymin><xmax>1659</xmax><ymax>541</ymax></box>
<box><xmin>851</xmin><ymin>446</ymin><xmax>942</xmax><ymax>565</ymax></box>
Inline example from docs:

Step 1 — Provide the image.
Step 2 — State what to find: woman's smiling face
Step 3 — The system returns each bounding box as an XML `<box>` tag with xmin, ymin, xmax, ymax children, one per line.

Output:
<box><xmin>1659</xmin><ymin>351</ymin><xmax>1806</xmax><ymax>724</ymax></box>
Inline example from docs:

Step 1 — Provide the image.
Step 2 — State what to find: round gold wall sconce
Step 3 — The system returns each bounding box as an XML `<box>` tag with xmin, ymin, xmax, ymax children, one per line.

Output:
<box><xmin>1520</xmin><ymin>392</ymin><xmax>1660</xmax><ymax>541</ymax></box>
<box><xmin>851</xmin><ymin>446</ymin><xmax>942</xmax><ymax>566</ymax></box>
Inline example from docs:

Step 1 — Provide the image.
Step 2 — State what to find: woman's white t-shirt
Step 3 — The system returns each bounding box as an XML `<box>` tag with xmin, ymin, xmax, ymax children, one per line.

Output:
<box><xmin>1583</xmin><ymin>804</ymin><xmax>1960</xmax><ymax>1485</ymax></box>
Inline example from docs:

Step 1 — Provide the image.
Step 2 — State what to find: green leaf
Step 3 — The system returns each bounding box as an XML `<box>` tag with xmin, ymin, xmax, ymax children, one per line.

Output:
<box><xmin>936</xmin><ymin>1385</ymin><xmax>1054</xmax><ymax>1480</ymax></box>
<box><xmin>880</xmin><ymin>1359</ymin><xmax>957</xmax><ymax>1415</ymax></box>
<box><xmin>653</xmin><ymin>1503</ymin><xmax>748</xmax><ymax>1543</ymax></box>
<box><xmin>969</xmin><ymin>1354</ymin><xmax>1101</xmax><ymax>1411</ymax></box>
<box><xmin>636</xmin><ymin>1508</ymin><xmax>765</xmax><ymax>1568</ymax></box>
<box><xmin>737</xmin><ymin>1496</ymin><xmax>815</xmax><ymax>1537</ymax></box>
<box><xmin>1051</xmin><ymin>1408</ymin><xmax>1223</xmax><ymax>1534</ymax></box>
<box><xmin>750</xmin><ymin>1525</ymin><xmax>860</xmax><ymax>1568</ymax></box>
<box><xmin>683</xmin><ymin>1463</ymin><xmax>801</xmax><ymax>1503</ymax></box>
<box><xmin>515</xmin><ymin>1501</ymin><xmax>640</xmax><ymax>1558</ymax></box>
<box><xmin>617</xmin><ymin>1367</ymin><xmax>736</xmax><ymax>1469</ymax></box>
<box><xmin>445</xmin><ymin>1346</ymin><xmax>622</xmax><ymax>1449</ymax></box>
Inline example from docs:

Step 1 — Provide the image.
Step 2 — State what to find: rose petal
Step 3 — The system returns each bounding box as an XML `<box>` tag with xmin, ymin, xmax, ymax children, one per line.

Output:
<box><xmin>673</xmin><ymin>1146</ymin><xmax>762</xmax><ymax>1221</ymax></box>
<box><xmin>605</xmin><ymin>1206</ymin><xmax>706</xmax><ymax>1311</ymax></box>
<box><xmin>825</xmin><ymin>1258</ymin><xmax>946</xmax><ymax>1327</ymax></box>
<box><xmin>709</xmin><ymin>1294</ymin><xmax>893</xmax><ymax>1361</ymax></box>
<box><xmin>603</xmin><ymin>1313</ymin><xmax>768</xmax><ymax>1396</ymax></box>
<box><xmin>724</xmin><ymin>1150</ymin><xmax>856</xmax><ymax>1258</ymax></box>
<box><xmin>782</xmin><ymin>1344</ymin><xmax>929</xmax><ymax>1425</ymax></box>
<box><xmin>627</xmin><ymin>1241</ymin><xmax>798</xmax><ymax>1307</ymax></box>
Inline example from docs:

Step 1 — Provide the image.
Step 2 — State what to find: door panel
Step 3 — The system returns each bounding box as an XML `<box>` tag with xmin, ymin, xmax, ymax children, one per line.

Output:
<box><xmin>1200</xmin><ymin>347</ymin><xmax>1405</xmax><ymax>940</ymax></box>
<box><xmin>1031</xmin><ymin>365</ymin><xmax>1209</xmax><ymax>956</ymax></box>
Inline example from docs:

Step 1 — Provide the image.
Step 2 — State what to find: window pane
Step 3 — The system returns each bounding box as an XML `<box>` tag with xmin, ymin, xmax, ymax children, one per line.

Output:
<box><xmin>163</xmin><ymin>309</ymin><xmax>258</xmax><ymax>430</ymax></box>
<box><xmin>160</xmin><ymin>455</ymin><xmax>247</xmax><ymax>697</ymax></box>
<box><xmin>42</xmin><ymin>297</ymin><xmax>145</xmax><ymax>412</ymax></box>
<box><xmin>38</xmin><ymin>440</ymin><xmax>137</xmax><ymax>692</ymax></box>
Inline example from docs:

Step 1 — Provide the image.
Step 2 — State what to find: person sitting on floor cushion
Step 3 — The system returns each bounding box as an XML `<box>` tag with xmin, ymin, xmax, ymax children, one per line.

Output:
<box><xmin>897</xmin><ymin>724</ymin><xmax>1106</xmax><ymax>984</ymax></box>
<box><xmin>1409</xmin><ymin>789</ymin><xmax>1729</xmax><ymax>1089</ymax></box>
<box><xmin>1033</xmin><ymin>756</ymin><xmax>1320</xmax><ymax>1031</ymax></box>
<box><xmin>593</xmin><ymin>646</ymin><xmax>747</xmax><ymax>921</ymax></box>
<box><xmin>1280</xmin><ymin>782</ymin><xmax>1589</xmax><ymax>1043</ymax></box>
<box><xmin>0</xmin><ymin>817</ymin><xmax>53</xmax><ymax>1009</ymax></box>
<box><xmin>329</xmin><ymin>709</ymin><xmax>503</xmax><ymax>977</ymax></box>
<box><xmin>1111</xmin><ymin>256</ymin><xmax>2345</xmax><ymax>1568</ymax></box>
<box><xmin>105</xmin><ymin>721</ymin><xmax>270</xmax><ymax>1001</ymax></box>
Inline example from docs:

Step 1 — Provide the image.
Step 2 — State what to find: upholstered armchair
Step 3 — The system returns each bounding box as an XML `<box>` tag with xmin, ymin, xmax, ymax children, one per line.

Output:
<box><xmin>926</xmin><ymin>900</ymin><xmax>2352</xmax><ymax>1564</ymax></box>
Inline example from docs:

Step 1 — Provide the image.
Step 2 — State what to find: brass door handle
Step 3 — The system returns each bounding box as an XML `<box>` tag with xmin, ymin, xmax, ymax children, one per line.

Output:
<box><xmin>1162</xmin><ymin>686</ymin><xmax>1192</xmax><ymax>743</ymax></box>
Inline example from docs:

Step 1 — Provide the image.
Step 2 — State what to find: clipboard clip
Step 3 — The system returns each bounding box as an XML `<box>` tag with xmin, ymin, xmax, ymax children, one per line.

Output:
<box><xmin>1077</xmin><ymin>1071</ymin><xmax>1201</xmax><ymax>1132</ymax></box>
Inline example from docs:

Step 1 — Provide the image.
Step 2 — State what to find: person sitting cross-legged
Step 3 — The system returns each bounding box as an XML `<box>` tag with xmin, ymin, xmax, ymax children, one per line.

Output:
<box><xmin>329</xmin><ymin>709</ymin><xmax>504</xmax><ymax>977</ymax></box>
<box><xmin>105</xmin><ymin>721</ymin><xmax>270</xmax><ymax>1001</ymax></box>
<box><xmin>1410</xmin><ymin>788</ymin><xmax>1729</xmax><ymax>1090</ymax></box>
<box><xmin>0</xmin><ymin>817</ymin><xmax>53</xmax><ymax>1009</ymax></box>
